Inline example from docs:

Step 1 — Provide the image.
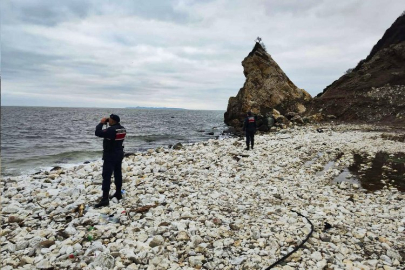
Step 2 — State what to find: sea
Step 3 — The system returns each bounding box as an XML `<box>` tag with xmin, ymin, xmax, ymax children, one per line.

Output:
<box><xmin>1</xmin><ymin>106</ymin><xmax>227</xmax><ymax>176</ymax></box>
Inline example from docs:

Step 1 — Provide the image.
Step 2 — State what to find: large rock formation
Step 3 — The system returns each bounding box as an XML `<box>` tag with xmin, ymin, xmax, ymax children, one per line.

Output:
<box><xmin>224</xmin><ymin>43</ymin><xmax>311</xmax><ymax>131</ymax></box>
<box><xmin>307</xmin><ymin>13</ymin><xmax>405</xmax><ymax>125</ymax></box>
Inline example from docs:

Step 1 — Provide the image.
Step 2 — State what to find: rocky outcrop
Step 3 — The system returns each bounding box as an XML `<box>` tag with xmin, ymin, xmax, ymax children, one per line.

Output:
<box><xmin>224</xmin><ymin>43</ymin><xmax>311</xmax><ymax>131</ymax></box>
<box><xmin>308</xmin><ymin>13</ymin><xmax>405</xmax><ymax>125</ymax></box>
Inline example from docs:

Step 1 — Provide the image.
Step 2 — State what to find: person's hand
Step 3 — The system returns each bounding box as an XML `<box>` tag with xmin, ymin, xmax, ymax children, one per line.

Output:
<box><xmin>100</xmin><ymin>117</ymin><xmax>108</xmax><ymax>124</ymax></box>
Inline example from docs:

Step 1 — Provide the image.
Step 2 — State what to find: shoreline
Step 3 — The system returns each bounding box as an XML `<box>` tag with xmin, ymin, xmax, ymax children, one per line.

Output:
<box><xmin>1</xmin><ymin>106</ymin><xmax>227</xmax><ymax>178</ymax></box>
<box><xmin>1</xmin><ymin>124</ymin><xmax>404</xmax><ymax>269</ymax></box>
<box><xmin>1</xmin><ymin>134</ymin><xmax>230</xmax><ymax>178</ymax></box>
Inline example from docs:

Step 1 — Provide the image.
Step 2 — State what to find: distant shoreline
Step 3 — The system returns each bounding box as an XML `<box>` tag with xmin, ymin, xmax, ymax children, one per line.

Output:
<box><xmin>1</xmin><ymin>105</ymin><xmax>226</xmax><ymax>111</ymax></box>
<box><xmin>125</xmin><ymin>106</ymin><xmax>186</xmax><ymax>110</ymax></box>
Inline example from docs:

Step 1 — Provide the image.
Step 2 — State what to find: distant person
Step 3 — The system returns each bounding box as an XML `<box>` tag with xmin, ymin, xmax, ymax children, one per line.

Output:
<box><xmin>94</xmin><ymin>114</ymin><xmax>127</xmax><ymax>208</ymax></box>
<box><xmin>243</xmin><ymin>111</ymin><xmax>256</xmax><ymax>150</ymax></box>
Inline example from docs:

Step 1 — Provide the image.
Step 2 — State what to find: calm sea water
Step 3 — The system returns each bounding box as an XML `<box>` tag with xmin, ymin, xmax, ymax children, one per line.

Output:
<box><xmin>1</xmin><ymin>107</ymin><xmax>226</xmax><ymax>176</ymax></box>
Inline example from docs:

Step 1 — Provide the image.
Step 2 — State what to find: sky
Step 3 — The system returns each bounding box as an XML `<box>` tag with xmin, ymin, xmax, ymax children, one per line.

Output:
<box><xmin>1</xmin><ymin>0</ymin><xmax>404</xmax><ymax>110</ymax></box>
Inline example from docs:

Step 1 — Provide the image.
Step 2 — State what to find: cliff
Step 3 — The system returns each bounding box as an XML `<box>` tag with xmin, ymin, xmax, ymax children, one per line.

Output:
<box><xmin>308</xmin><ymin>14</ymin><xmax>405</xmax><ymax>124</ymax></box>
<box><xmin>224</xmin><ymin>43</ymin><xmax>311</xmax><ymax>130</ymax></box>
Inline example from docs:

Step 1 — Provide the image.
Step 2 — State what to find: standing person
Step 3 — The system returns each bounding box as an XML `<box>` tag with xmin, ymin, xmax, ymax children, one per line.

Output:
<box><xmin>94</xmin><ymin>114</ymin><xmax>126</xmax><ymax>208</ymax></box>
<box><xmin>243</xmin><ymin>111</ymin><xmax>256</xmax><ymax>150</ymax></box>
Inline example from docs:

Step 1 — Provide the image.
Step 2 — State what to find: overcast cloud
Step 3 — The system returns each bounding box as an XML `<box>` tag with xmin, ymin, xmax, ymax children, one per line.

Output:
<box><xmin>1</xmin><ymin>0</ymin><xmax>404</xmax><ymax>109</ymax></box>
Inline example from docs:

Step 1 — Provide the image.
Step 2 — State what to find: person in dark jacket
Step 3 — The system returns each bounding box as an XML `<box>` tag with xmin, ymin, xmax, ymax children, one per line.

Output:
<box><xmin>243</xmin><ymin>111</ymin><xmax>256</xmax><ymax>150</ymax></box>
<box><xmin>94</xmin><ymin>114</ymin><xmax>126</xmax><ymax>208</ymax></box>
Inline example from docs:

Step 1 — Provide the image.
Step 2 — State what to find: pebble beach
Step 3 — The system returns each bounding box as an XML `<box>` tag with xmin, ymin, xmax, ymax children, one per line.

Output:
<box><xmin>1</xmin><ymin>124</ymin><xmax>404</xmax><ymax>270</ymax></box>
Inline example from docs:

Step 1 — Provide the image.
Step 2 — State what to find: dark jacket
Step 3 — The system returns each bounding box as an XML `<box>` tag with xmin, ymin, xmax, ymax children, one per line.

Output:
<box><xmin>95</xmin><ymin>123</ymin><xmax>126</xmax><ymax>156</ymax></box>
<box><xmin>243</xmin><ymin>116</ymin><xmax>257</xmax><ymax>132</ymax></box>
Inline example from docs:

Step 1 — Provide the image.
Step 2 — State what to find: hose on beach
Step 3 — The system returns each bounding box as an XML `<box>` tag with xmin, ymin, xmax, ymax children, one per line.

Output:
<box><xmin>265</xmin><ymin>210</ymin><xmax>314</xmax><ymax>270</ymax></box>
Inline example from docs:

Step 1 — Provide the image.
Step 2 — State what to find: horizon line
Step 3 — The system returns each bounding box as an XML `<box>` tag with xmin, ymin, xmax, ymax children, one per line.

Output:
<box><xmin>0</xmin><ymin>105</ymin><xmax>226</xmax><ymax>111</ymax></box>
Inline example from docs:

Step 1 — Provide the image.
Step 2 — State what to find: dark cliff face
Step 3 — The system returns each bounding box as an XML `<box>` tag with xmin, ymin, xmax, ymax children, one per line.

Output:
<box><xmin>366</xmin><ymin>15</ymin><xmax>405</xmax><ymax>63</ymax></box>
<box><xmin>308</xmin><ymin>13</ymin><xmax>405</xmax><ymax>125</ymax></box>
<box><xmin>224</xmin><ymin>43</ymin><xmax>311</xmax><ymax>130</ymax></box>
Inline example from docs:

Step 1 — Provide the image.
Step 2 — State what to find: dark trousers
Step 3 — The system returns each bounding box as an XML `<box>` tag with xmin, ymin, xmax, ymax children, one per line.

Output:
<box><xmin>246</xmin><ymin>130</ymin><xmax>255</xmax><ymax>148</ymax></box>
<box><xmin>102</xmin><ymin>153</ymin><xmax>123</xmax><ymax>196</ymax></box>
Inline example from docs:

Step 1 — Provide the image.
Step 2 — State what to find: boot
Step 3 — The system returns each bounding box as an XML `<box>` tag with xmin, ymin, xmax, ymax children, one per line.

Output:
<box><xmin>109</xmin><ymin>191</ymin><xmax>122</xmax><ymax>200</ymax></box>
<box><xmin>95</xmin><ymin>198</ymin><xmax>109</xmax><ymax>208</ymax></box>
<box><xmin>95</xmin><ymin>190</ymin><xmax>109</xmax><ymax>208</ymax></box>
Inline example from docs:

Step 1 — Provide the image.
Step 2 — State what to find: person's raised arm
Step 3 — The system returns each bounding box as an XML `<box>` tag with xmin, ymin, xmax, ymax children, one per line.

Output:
<box><xmin>95</xmin><ymin>117</ymin><xmax>114</xmax><ymax>139</ymax></box>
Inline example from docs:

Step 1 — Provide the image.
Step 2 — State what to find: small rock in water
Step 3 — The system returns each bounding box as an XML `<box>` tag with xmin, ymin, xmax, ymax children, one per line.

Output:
<box><xmin>173</xmin><ymin>143</ymin><xmax>183</xmax><ymax>150</ymax></box>
<box><xmin>50</xmin><ymin>166</ymin><xmax>62</xmax><ymax>171</ymax></box>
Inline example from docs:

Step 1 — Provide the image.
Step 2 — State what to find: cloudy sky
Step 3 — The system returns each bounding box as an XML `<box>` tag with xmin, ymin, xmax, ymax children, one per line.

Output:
<box><xmin>1</xmin><ymin>0</ymin><xmax>404</xmax><ymax>110</ymax></box>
